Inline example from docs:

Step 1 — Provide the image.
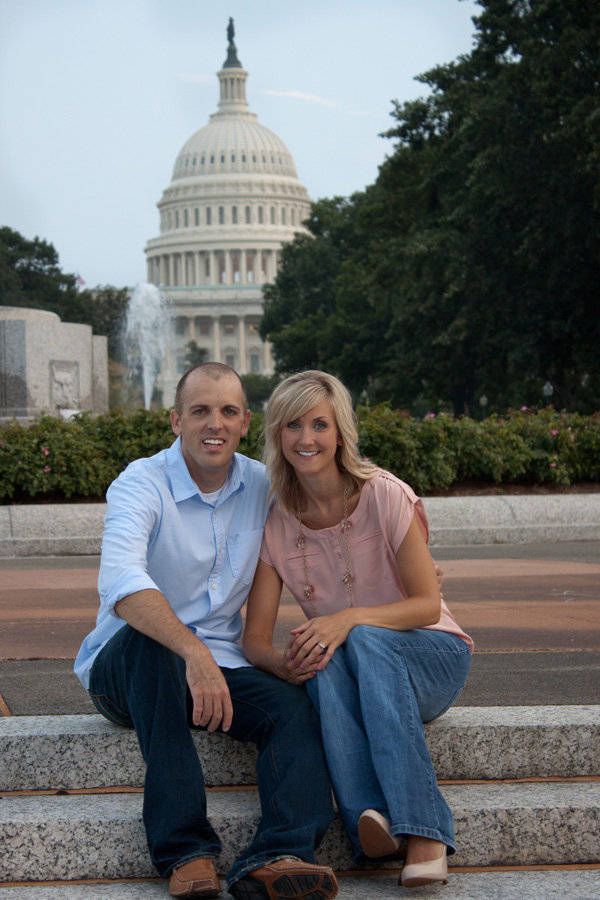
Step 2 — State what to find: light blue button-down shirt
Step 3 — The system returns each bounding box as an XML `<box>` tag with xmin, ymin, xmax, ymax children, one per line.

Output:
<box><xmin>74</xmin><ymin>437</ymin><xmax>271</xmax><ymax>689</ymax></box>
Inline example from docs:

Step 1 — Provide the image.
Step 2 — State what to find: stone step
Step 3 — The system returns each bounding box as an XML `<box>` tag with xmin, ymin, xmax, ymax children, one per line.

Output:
<box><xmin>1</xmin><ymin>870</ymin><xmax>599</xmax><ymax>900</ymax></box>
<box><xmin>2</xmin><ymin>782</ymin><xmax>599</xmax><ymax>882</ymax></box>
<box><xmin>2</xmin><ymin>706</ymin><xmax>598</xmax><ymax>791</ymax></box>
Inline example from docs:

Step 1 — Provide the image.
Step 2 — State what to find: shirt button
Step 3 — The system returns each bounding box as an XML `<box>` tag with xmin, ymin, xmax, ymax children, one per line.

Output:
<box><xmin>211</xmin><ymin>583</ymin><xmax>217</xmax><ymax>590</ymax></box>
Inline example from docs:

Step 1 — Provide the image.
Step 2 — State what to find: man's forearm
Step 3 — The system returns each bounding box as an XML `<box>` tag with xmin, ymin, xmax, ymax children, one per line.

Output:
<box><xmin>115</xmin><ymin>589</ymin><xmax>209</xmax><ymax>663</ymax></box>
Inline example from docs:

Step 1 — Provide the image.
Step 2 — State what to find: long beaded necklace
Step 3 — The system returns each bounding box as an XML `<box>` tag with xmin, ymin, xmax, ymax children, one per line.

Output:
<box><xmin>296</xmin><ymin>483</ymin><xmax>355</xmax><ymax>615</ymax></box>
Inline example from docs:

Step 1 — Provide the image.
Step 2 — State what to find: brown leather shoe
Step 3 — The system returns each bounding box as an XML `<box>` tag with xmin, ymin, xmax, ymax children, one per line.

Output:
<box><xmin>169</xmin><ymin>858</ymin><xmax>221</xmax><ymax>898</ymax></box>
<box><xmin>229</xmin><ymin>858</ymin><xmax>338</xmax><ymax>900</ymax></box>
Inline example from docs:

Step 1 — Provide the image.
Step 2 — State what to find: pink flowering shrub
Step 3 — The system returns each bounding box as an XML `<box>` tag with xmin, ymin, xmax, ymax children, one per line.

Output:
<box><xmin>0</xmin><ymin>406</ymin><xmax>598</xmax><ymax>502</ymax></box>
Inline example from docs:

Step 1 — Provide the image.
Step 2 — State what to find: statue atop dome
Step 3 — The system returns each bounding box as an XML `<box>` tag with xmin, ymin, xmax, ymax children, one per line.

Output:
<box><xmin>223</xmin><ymin>17</ymin><xmax>242</xmax><ymax>68</ymax></box>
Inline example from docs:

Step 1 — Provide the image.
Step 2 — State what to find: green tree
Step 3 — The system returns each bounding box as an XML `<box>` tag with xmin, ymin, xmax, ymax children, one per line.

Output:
<box><xmin>241</xmin><ymin>373</ymin><xmax>280</xmax><ymax>411</ymax></box>
<box><xmin>84</xmin><ymin>285</ymin><xmax>130</xmax><ymax>358</ymax></box>
<box><xmin>261</xmin><ymin>0</ymin><xmax>600</xmax><ymax>414</ymax></box>
<box><xmin>184</xmin><ymin>340</ymin><xmax>208</xmax><ymax>369</ymax></box>
<box><xmin>0</xmin><ymin>226</ymin><xmax>84</xmax><ymax>320</ymax></box>
<box><xmin>0</xmin><ymin>227</ymin><xmax>130</xmax><ymax>359</ymax></box>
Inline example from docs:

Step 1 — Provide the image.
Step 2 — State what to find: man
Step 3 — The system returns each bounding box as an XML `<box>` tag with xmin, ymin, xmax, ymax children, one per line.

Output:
<box><xmin>74</xmin><ymin>363</ymin><xmax>338</xmax><ymax>900</ymax></box>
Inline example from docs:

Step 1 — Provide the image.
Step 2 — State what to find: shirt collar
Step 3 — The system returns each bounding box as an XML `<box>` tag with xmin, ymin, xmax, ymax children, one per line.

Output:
<box><xmin>166</xmin><ymin>436</ymin><xmax>245</xmax><ymax>503</ymax></box>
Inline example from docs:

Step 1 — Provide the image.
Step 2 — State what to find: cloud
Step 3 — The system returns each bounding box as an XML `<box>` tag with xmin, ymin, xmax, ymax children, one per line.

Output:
<box><xmin>260</xmin><ymin>89</ymin><xmax>340</xmax><ymax>109</ymax></box>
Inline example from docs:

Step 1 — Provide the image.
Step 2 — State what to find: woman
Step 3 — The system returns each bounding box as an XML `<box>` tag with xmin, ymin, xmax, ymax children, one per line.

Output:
<box><xmin>242</xmin><ymin>371</ymin><xmax>473</xmax><ymax>889</ymax></box>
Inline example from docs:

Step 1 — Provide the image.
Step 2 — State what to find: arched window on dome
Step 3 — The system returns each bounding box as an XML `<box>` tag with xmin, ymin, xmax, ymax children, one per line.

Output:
<box><xmin>232</xmin><ymin>253</ymin><xmax>240</xmax><ymax>283</ymax></box>
<box><xmin>291</xmin><ymin>208</ymin><xmax>296</xmax><ymax>226</ymax></box>
<box><xmin>245</xmin><ymin>206</ymin><xmax>251</xmax><ymax>224</ymax></box>
<box><xmin>258</xmin><ymin>206</ymin><xmax>264</xmax><ymax>225</ymax></box>
<box><xmin>281</xmin><ymin>208</ymin><xmax>286</xmax><ymax>225</ymax></box>
<box><xmin>270</xmin><ymin>207</ymin><xmax>276</xmax><ymax>225</ymax></box>
<box><xmin>206</xmin><ymin>207</ymin><xmax>212</xmax><ymax>226</ymax></box>
<box><xmin>195</xmin><ymin>208</ymin><xmax>199</xmax><ymax>226</ymax></box>
<box><xmin>232</xmin><ymin>206</ymin><xmax>238</xmax><ymax>225</ymax></box>
<box><xmin>175</xmin><ymin>210</ymin><xmax>180</xmax><ymax>229</ymax></box>
<box><xmin>201</xmin><ymin>156</ymin><xmax>205</xmax><ymax>165</ymax></box>
<box><xmin>210</xmin><ymin>155</ymin><xmax>215</xmax><ymax>164</ymax></box>
<box><xmin>184</xmin><ymin>209</ymin><xmax>189</xmax><ymax>227</ymax></box>
<box><xmin>252</xmin><ymin>154</ymin><xmax>257</xmax><ymax>163</ymax></box>
<box><xmin>242</xmin><ymin>153</ymin><xmax>247</xmax><ymax>163</ymax></box>
<box><xmin>219</xmin><ymin>207</ymin><xmax>225</xmax><ymax>225</ymax></box>
<box><xmin>220</xmin><ymin>153</ymin><xmax>225</xmax><ymax>164</ymax></box>
<box><xmin>231</xmin><ymin>153</ymin><xmax>235</xmax><ymax>164</ymax></box>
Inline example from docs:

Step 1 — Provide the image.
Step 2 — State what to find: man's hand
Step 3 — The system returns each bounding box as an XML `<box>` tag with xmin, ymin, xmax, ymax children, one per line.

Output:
<box><xmin>185</xmin><ymin>649</ymin><xmax>233</xmax><ymax>733</ymax></box>
<box><xmin>115</xmin><ymin>589</ymin><xmax>234</xmax><ymax>733</ymax></box>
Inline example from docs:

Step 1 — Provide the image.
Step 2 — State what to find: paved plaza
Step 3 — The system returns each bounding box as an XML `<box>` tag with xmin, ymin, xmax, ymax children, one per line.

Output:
<box><xmin>0</xmin><ymin>540</ymin><xmax>598</xmax><ymax>716</ymax></box>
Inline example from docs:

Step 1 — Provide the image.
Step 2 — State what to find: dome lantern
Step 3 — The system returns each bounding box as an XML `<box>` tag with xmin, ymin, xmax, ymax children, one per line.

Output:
<box><xmin>215</xmin><ymin>17</ymin><xmax>251</xmax><ymax>117</ymax></box>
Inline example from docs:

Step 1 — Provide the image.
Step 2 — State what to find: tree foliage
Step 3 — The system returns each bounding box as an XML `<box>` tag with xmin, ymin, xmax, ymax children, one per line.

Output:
<box><xmin>261</xmin><ymin>0</ymin><xmax>600</xmax><ymax>414</ymax></box>
<box><xmin>0</xmin><ymin>226</ymin><xmax>129</xmax><ymax>359</ymax></box>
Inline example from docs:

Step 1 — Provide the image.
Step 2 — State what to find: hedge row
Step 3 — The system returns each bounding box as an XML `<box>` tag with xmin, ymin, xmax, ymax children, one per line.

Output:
<box><xmin>0</xmin><ymin>405</ymin><xmax>598</xmax><ymax>503</ymax></box>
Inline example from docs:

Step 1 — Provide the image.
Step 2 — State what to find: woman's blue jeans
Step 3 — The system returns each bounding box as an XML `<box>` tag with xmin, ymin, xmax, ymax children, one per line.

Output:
<box><xmin>88</xmin><ymin>625</ymin><xmax>334</xmax><ymax>885</ymax></box>
<box><xmin>306</xmin><ymin>626</ymin><xmax>471</xmax><ymax>860</ymax></box>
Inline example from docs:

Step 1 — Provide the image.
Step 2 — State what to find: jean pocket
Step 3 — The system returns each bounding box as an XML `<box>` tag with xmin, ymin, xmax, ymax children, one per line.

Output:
<box><xmin>89</xmin><ymin>692</ymin><xmax>133</xmax><ymax>728</ymax></box>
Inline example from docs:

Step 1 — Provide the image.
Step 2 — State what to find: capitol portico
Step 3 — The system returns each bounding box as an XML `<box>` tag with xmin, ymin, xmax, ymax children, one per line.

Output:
<box><xmin>145</xmin><ymin>20</ymin><xmax>312</xmax><ymax>402</ymax></box>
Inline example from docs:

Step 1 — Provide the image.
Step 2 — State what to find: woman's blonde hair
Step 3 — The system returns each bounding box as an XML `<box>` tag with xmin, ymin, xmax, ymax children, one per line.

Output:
<box><xmin>264</xmin><ymin>370</ymin><xmax>379</xmax><ymax>514</ymax></box>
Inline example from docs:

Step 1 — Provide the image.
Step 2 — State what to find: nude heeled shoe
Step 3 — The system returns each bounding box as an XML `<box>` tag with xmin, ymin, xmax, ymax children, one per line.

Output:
<box><xmin>400</xmin><ymin>845</ymin><xmax>448</xmax><ymax>888</ymax></box>
<box><xmin>358</xmin><ymin>809</ymin><xmax>402</xmax><ymax>858</ymax></box>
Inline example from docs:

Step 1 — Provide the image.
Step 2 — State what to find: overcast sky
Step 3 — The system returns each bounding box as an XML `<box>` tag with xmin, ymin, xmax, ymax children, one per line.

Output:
<box><xmin>1</xmin><ymin>0</ymin><xmax>480</xmax><ymax>288</ymax></box>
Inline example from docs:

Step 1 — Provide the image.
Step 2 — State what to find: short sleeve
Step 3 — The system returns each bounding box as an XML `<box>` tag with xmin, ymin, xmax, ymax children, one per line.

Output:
<box><xmin>372</xmin><ymin>472</ymin><xmax>429</xmax><ymax>552</ymax></box>
<box><xmin>259</xmin><ymin>505</ymin><xmax>284</xmax><ymax>569</ymax></box>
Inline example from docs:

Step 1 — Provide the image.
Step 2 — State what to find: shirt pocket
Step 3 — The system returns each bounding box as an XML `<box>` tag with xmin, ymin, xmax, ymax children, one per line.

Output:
<box><xmin>227</xmin><ymin>529</ymin><xmax>264</xmax><ymax>585</ymax></box>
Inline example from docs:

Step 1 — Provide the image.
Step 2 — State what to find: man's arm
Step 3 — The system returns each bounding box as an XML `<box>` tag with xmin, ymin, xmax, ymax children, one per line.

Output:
<box><xmin>116</xmin><ymin>589</ymin><xmax>233</xmax><ymax>733</ymax></box>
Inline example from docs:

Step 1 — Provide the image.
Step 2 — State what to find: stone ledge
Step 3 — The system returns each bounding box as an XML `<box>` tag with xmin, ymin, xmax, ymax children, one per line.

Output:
<box><xmin>2</xmin><ymin>782</ymin><xmax>599</xmax><ymax>880</ymax></box>
<box><xmin>1</xmin><ymin>707</ymin><xmax>598</xmax><ymax>791</ymax></box>
<box><xmin>1</xmin><ymin>493</ymin><xmax>599</xmax><ymax>556</ymax></box>
<box><xmin>1</xmin><ymin>871</ymin><xmax>600</xmax><ymax>899</ymax></box>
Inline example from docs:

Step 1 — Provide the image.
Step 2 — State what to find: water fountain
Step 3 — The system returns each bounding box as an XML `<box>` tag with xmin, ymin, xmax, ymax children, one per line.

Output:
<box><xmin>124</xmin><ymin>282</ymin><xmax>172</xmax><ymax>409</ymax></box>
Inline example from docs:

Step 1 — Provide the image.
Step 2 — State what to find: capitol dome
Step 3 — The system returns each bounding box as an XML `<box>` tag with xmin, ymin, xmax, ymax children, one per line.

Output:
<box><xmin>144</xmin><ymin>19</ymin><xmax>311</xmax><ymax>400</ymax></box>
<box><xmin>172</xmin><ymin>117</ymin><xmax>299</xmax><ymax>182</ymax></box>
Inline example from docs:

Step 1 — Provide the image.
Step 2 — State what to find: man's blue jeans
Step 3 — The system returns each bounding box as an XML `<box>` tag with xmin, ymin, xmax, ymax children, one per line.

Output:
<box><xmin>88</xmin><ymin>625</ymin><xmax>334</xmax><ymax>886</ymax></box>
<box><xmin>306</xmin><ymin>626</ymin><xmax>471</xmax><ymax>860</ymax></box>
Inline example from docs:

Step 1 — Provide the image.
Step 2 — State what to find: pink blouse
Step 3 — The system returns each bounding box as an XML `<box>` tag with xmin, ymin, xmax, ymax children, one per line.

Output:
<box><xmin>260</xmin><ymin>470</ymin><xmax>473</xmax><ymax>652</ymax></box>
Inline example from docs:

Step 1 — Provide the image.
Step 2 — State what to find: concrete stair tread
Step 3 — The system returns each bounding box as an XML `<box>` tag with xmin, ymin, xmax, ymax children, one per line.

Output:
<box><xmin>2</xmin><ymin>782</ymin><xmax>599</xmax><ymax>880</ymax></box>
<box><xmin>1</xmin><ymin>871</ymin><xmax>600</xmax><ymax>899</ymax></box>
<box><xmin>2</xmin><ymin>706</ymin><xmax>599</xmax><ymax>790</ymax></box>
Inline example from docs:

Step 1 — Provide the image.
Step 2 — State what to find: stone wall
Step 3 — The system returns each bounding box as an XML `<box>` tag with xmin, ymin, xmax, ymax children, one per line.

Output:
<box><xmin>0</xmin><ymin>307</ymin><xmax>108</xmax><ymax>418</ymax></box>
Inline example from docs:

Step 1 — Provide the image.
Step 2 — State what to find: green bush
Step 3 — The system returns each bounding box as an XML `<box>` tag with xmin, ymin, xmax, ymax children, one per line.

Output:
<box><xmin>0</xmin><ymin>406</ymin><xmax>598</xmax><ymax>503</ymax></box>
